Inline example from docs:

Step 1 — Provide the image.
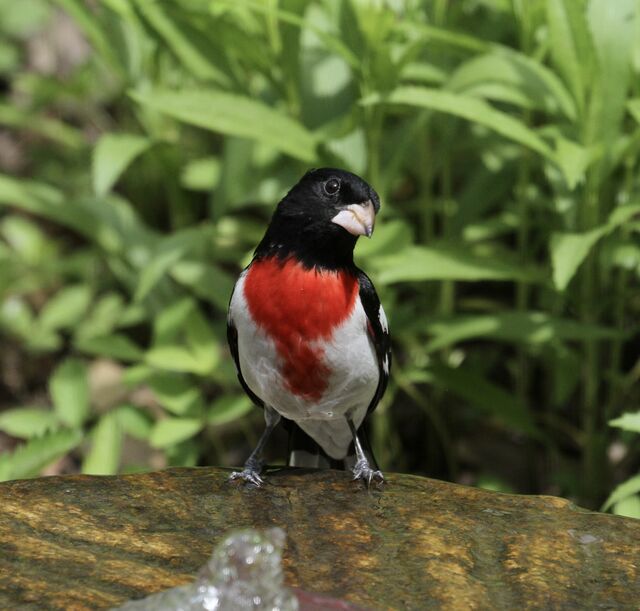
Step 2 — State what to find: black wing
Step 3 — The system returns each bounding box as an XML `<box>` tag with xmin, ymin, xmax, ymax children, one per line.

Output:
<box><xmin>357</xmin><ymin>269</ymin><xmax>391</xmax><ymax>416</ymax></box>
<box><xmin>227</xmin><ymin>281</ymin><xmax>264</xmax><ymax>409</ymax></box>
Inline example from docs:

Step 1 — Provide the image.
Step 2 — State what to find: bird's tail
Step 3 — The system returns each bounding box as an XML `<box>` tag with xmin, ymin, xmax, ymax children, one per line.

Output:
<box><xmin>285</xmin><ymin>420</ymin><xmax>379</xmax><ymax>471</ymax></box>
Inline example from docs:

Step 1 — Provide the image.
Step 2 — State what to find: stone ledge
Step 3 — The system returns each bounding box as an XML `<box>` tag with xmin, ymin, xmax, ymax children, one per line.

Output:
<box><xmin>0</xmin><ymin>467</ymin><xmax>638</xmax><ymax>609</ymax></box>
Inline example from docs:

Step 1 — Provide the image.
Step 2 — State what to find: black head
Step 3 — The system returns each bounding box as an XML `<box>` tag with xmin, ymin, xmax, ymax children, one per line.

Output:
<box><xmin>254</xmin><ymin>168</ymin><xmax>381</xmax><ymax>270</ymax></box>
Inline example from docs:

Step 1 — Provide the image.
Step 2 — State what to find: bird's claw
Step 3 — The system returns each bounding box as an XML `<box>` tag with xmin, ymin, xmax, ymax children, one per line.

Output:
<box><xmin>352</xmin><ymin>459</ymin><xmax>384</xmax><ymax>487</ymax></box>
<box><xmin>229</xmin><ymin>467</ymin><xmax>264</xmax><ymax>487</ymax></box>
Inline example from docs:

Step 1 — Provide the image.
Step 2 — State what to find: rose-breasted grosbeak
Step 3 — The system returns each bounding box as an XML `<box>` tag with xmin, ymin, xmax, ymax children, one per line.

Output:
<box><xmin>227</xmin><ymin>168</ymin><xmax>391</xmax><ymax>486</ymax></box>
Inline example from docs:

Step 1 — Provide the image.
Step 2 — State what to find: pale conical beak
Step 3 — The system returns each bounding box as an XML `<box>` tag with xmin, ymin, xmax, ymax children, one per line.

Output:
<box><xmin>331</xmin><ymin>200</ymin><xmax>376</xmax><ymax>238</ymax></box>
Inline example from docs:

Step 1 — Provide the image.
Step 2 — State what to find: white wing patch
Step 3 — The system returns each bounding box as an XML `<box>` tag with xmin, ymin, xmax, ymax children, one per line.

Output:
<box><xmin>378</xmin><ymin>304</ymin><xmax>389</xmax><ymax>333</ymax></box>
<box><xmin>378</xmin><ymin>304</ymin><xmax>390</xmax><ymax>374</ymax></box>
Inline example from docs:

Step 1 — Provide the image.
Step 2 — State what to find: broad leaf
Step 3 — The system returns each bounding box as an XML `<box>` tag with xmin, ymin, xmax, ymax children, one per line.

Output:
<box><xmin>92</xmin><ymin>133</ymin><xmax>152</xmax><ymax>196</ymax></box>
<box><xmin>75</xmin><ymin>334</ymin><xmax>143</xmax><ymax>361</ymax></box>
<box><xmin>145</xmin><ymin>346</ymin><xmax>211</xmax><ymax>375</ymax></box>
<box><xmin>130</xmin><ymin>89</ymin><xmax>317</xmax><ymax>162</ymax></box>
<box><xmin>0</xmin><ymin>407</ymin><xmax>59</xmax><ymax>439</ymax></box>
<box><xmin>602</xmin><ymin>474</ymin><xmax>640</xmax><ymax>511</ymax></box>
<box><xmin>609</xmin><ymin>412</ymin><xmax>640</xmax><ymax>434</ymax></box>
<box><xmin>113</xmin><ymin>404</ymin><xmax>152</xmax><ymax>441</ymax></box>
<box><xmin>375</xmin><ymin>245</ymin><xmax>543</xmax><ymax>284</ymax></box>
<box><xmin>550</xmin><ymin>204</ymin><xmax>640</xmax><ymax>290</ymax></box>
<box><xmin>134</xmin><ymin>0</ymin><xmax>229</xmax><ymax>83</ymax></box>
<box><xmin>629</xmin><ymin>99</ymin><xmax>640</xmax><ymax>125</ymax></box>
<box><xmin>550</xmin><ymin>227</ymin><xmax>609</xmax><ymax>291</ymax></box>
<box><xmin>49</xmin><ymin>359</ymin><xmax>90</xmax><ymax>428</ymax></box>
<box><xmin>208</xmin><ymin>395</ymin><xmax>253</xmax><ymax>426</ymax></box>
<box><xmin>0</xmin><ymin>428</ymin><xmax>82</xmax><ymax>482</ymax></box>
<box><xmin>82</xmin><ymin>413</ymin><xmax>123</xmax><ymax>475</ymax></box>
<box><xmin>612</xmin><ymin>495</ymin><xmax>640</xmax><ymax>519</ymax></box>
<box><xmin>423</xmin><ymin>312</ymin><xmax>620</xmax><ymax>352</ymax></box>
<box><xmin>545</xmin><ymin>0</ymin><xmax>593</xmax><ymax>115</ymax></box>
<box><xmin>448</xmin><ymin>52</ymin><xmax>576</xmax><ymax>119</ymax></box>
<box><xmin>39</xmin><ymin>284</ymin><xmax>92</xmax><ymax>330</ymax></box>
<box><xmin>148</xmin><ymin>374</ymin><xmax>203</xmax><ymax>416</ymax></box>
<box><xmin>149</xmin><ymin>417</ymin><xmax>203</xmax><ymax>448</ymax></box>
<box><xmin>363</xmin><ymin>87</ymin><xmax>556</xmax><ymax>162</ymax></box>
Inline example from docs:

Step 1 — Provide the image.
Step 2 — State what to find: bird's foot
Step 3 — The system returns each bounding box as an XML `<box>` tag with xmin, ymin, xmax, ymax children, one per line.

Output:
<box><xmin>229</xmin><ymin>460</ymin><xmax>264</xmax><ymax>487</ymax></box>
<box><xmin>352</xmin><ymin>458</ymin><xmax>384</xmax><ymax>487</ymax></box>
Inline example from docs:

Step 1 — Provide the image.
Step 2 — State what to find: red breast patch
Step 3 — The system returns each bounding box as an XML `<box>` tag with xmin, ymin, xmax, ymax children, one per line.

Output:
<box><xmin>243</xmin><ymin>257</ymin><xmax>359</xmax><ymax>401</ymax></box>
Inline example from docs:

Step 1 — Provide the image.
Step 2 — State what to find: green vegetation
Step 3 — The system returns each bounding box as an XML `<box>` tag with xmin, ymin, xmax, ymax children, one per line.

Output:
<box><xmin>0</xmin><ymin>0</ymin><xmax>638</xmax><ymax>513</ymax></box>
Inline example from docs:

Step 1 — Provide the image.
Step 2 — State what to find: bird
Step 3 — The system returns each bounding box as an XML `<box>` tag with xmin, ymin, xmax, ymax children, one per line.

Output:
<box><xmin>226</xmin><ymin>168</ymin><xmax>391</xmax><ymax>486</ymax></box>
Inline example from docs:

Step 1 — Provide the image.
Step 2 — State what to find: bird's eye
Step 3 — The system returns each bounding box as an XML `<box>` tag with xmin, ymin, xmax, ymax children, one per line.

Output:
<box><xmin>324</xmin><ymin>179</ymin><xmax>340</xmax><ymax>195</ymax></box>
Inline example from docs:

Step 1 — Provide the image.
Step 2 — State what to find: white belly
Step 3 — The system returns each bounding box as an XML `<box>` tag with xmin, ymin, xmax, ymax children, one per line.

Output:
<box><xmin>229</xmin><ymin>273</ymin><xmax>379</xmax><ymax>458</ymax></box>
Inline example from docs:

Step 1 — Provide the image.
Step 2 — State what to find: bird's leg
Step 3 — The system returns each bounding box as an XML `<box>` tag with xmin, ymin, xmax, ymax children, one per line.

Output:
<box><xmin>229</xmin><ymin>405</ymin><xmax>280</xmax><ymax>487</ymax></box>
<box><xmin>346</xmin><ymin>416</ymin><xmax>384</xmax><ymax>486</ymax></box>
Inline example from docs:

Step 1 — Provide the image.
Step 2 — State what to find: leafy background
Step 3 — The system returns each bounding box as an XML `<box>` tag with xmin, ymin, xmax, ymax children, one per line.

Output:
<box><xmin>0</xmin><ymin>0</ymin><xmax>638</xmax><ymax>516</ymax></box>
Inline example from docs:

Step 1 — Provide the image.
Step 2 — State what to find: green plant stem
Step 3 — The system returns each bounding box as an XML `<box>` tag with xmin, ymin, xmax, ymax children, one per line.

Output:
<box><xmin>515</xmin><ymin>112</ymin><xmax>536</xmax><ymax>491</ymax></box>
<box><xmin>580</xmin><ymin>172</ymin><xmax>602</xmax><ymax>505</ymax></box>
<box><xmin>605</xmin><ymin>157</ymin><xmax>636</xmax><ymax>421</ymax></box>
<box><xmin>438</xmin><ymin>155</ymin><xmax>454</xmax><ymax>316</ymax></box>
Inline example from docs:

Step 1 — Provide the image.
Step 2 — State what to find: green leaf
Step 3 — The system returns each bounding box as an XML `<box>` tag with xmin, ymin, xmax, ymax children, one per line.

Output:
<box><xmin>609</xmin><ymin>412</ymin><xmax>640</xmax><ymax>434</ymax></box>
<box><xmin>75</xmin><ymin>293</ymin><xmax>125</xmax><ymax>340</ymax></box>
<box><xmin>217</xmin><ymin>0</ymin><xmax>359</xmax><ymax>69</ymax></box>
<box><xmin>113</xmin><ymin>404</ymin><xmax>152</xmax><ymax>441</ymax></box>
<box><xmin>134</xmin><ymin>230</ymin><xmax>201</xmax><ymax>302</ymax></box>
<box><xmin>82</xmin><ymin>413</ymin><xmax>123</xmax><ymax>475</ymax></box>
<box><xmin>148</xmin><ymin>374</ymin><xmax>203</xmax><ymax>416</ymax></box>
<box><xmin>356</xmin><ymin>219</ymin><xmax>413</xmax><ymax>260</ymax></box>
<box><xmin>170</xmin><ymin>261</ymin><xmax>235</xmax><ymax>311</ymax></box>
<box><xmin>0</xmin><ymin>407</ymin><xmax>59</xmax><ymax>439</ymax></box>
<box><xmin>1</xmin><ymin>215</ymin><xmax>50</xmax><ymax>264</ymax></box>
<box><xmin>75</xmin><ymin>334</ymin><xmax>143</xmax><ymax>361</ymax></box>
<box><xmin>0</xmin><ymin>174</ymin><xmax>92</xmax><ymax>235</ymax></box>
<box><xmin>550</xmin><ymin>227</ymin><xmax>609</xmax><ymax>291</ymax></box>
<box><xmin>130</xmin><ymin>89</ymin><xmax>317</xmax><ymax>162</ymax></box>
<box><xmin>612</xmin><ymin>495</ymin><xmax>640</xmax><ymax>519</ymax></box>
<box><xmin>134</xmin><ymin>0</ymin><xmax>229</xmax><ymax>84</ymax></box>
<box><xmin>553</xmin><ymin>138</ymin><xmax>591</xmax><ymax>190</ymax></box>
<box><xmin>39</xmin><ymin>284</ymin><xmax>92</xmax><ymax>330</ymax></box>
<box><xmin>629</xmin><ymin>99</ymin><xmax>640</xmax><ymax>125</ymax></box>
<box><xmin>0</xmin><ymin>102</ymin><xmax>83</xmax><ymax>148</ymax></box>
<box><xmin>602</xmin><ymin>473</ymin><xmax>640</xmax><ymax>511</ymax></box>
<box><xmin>153</xmin><ymin>297</ymin><xmax>195</xmax><ymax>344</ymax></box>
<box><xmin>0</xmin><ymin>428</ymin><xmax>82</xmax><ymax>482</ymax></box>
<box><xmin>586</xmin><ymin>0</ymin><xmax>636</xmax><ymax>145</ymax></box>
<box><xmin>149</xmin><ymin>417</ymin><xmax>203</xmax><ymax>448</ymax></box>
<box><xmin>185</xmin><ymin>308</ymin><xmax>220</xmax><ymax>374</ymax></box>
<box><xmin>92</xmin><ymin>133</ymin><xmax>152</xmax><ymax>196</ymax></box>
<box><xmin>422</xmin><ymin>312</ymin><xmax>620</xmax><ymax>352</ymax></box>
<box><xmin>545</xmin><ymin>0</ymin><xmax>593</xmax><ymax>115</ymax></box>
<box><xmin>363</xmin><ymin>87</ymin><xmax>556</xmax><ymax>161</ymax></box>
<box><xmin>428</xmin><ymin>364</ymin><xmax>540</xmax><ymax>438</ymax></box>
<box><xmin>447</xmin><ymin>52</ymin><xmax>576</xmax><ymax>119</ymax></box>
<box><xmin>49</xmin><ymin>359</ymin><xmax>90</xmax><ymax>428</ymax></box>
<box><xmin>180</xmin><ymin>157</ymin><xmax>221</xmax><ymax>192</ymax></box>
<box><xmin>550</xmin><ymin>204</ymin><xmax>640</xmax><ymax>290</ymax></box>
<box><xmin>145</xmin><ymin>346</ymin><xmax>210</xmax><ymax>375</ymax></box>
<box><xmin>208</xmin><ymin>395</ymin><xmax>253</xmax><ymax>426</ymax></box>
<box><xmin>376</xmin><ymin>245</ymin><xmax>543</xmax><ymax>284</ymax></box>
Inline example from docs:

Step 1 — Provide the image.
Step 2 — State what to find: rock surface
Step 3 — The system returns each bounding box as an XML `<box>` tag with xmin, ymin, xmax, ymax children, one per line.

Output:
<box><xmin>0</xmin><ymin>467</ymin><xmax>638</xmax><ymax>610</ymax></box>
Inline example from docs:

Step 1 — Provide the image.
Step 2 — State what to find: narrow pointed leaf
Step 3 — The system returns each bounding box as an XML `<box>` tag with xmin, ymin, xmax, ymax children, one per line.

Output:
<box><xmin>363</xmin><ymin>87</ymin><xmax>555</xmax><ymax>161</ymax></box>
<box><xmin>92</xmin><ymin>133</ymin><xmax>152</xmax><ymax>196</ymax></box>
<box><xmin>130</xmin><ymin>89</ymin><xmax>317</xmax><ymax>162</ymax></box>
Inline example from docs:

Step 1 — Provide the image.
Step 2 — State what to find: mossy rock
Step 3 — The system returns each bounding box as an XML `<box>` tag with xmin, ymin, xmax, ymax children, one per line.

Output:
<box><xmin>0</xmin><ymin>467</ymin><xmax>638</xmax><ymax>609</ymax></box>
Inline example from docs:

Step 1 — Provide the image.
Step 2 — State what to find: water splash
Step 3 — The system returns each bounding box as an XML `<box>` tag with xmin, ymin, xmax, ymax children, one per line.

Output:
<box><xmin>115</xmin><ymin>528</ymin><xmax>297</xmax><ymax>611</ymax></box>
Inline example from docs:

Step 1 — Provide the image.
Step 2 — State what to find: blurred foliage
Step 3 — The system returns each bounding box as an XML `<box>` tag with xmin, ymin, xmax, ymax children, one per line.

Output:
<box><xmin>0</xmin><ymin>0</ymin><xmax>639</xmax><ymax>512</ymax></box>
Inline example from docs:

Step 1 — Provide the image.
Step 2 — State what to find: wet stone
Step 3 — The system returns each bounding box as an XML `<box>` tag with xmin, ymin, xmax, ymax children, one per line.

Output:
<box><xmin>0</xmin><ymin>467</ymin><xmax>639</xmax><ymax>610</ymax></box>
